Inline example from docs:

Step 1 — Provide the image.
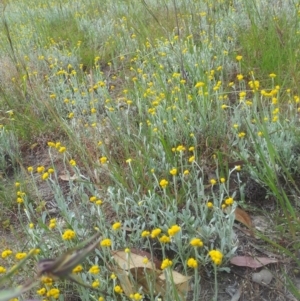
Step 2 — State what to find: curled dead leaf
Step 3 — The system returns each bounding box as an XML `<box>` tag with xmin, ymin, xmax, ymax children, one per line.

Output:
<box><xmin>230</xmin><ymin>256</ymin><xmax>278</xmax><ymax>268</ymax></box>
<box><xmin>234</xmin><ymin>207</ymin><xmax>252</xmax><ymax>229</ymax></box>
<box><xmin>59</xmin><ymin>174</ymin><xmax>78</xmax><ymax>181</ymax></box>
<box><xmin>111</xmin><ymin>249</ymin><xmax>190</xmax><ymax>300</ymax></box>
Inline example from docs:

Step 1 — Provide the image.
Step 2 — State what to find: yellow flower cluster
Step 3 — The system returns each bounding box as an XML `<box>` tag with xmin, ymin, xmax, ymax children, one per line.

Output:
<box><xmin>47</xmin><ymin>288</ymin><xmax>60</xmax><ymax>299</ymax></box>
<box><xmin>190</xmin><ymin>238</ymin><xmax>204</xmax><ymax>247</ymax></box>
<box><xmin>72</xmin><ymin>264</ymin><xmax>83</xmax><ymax>273</ymax></box>
<box><xmin>49</xmin><ymin>218</ymin><xmax>56</xmax><ymax>229</ymax></box>
<box><xmin>161</xmin><ymin>258</ymin><xmax>172</xmax><ymax>269</ymax></box>
<box><xmin>89</xmin><ymin>265</ymin><xmax>100</xmax><ymax>274</ymax></box>
<box><xmin>100</xmin><ymin>238</ymin><xmax>112</xmax><ymax>247</ymax></box>
<box><xmin>130</xmin><ymin>293</ymin><xmax>143</xmax><ymax>300</ymax></box>
<box><xmin>187</xmin><ymin>257</ymin><xmax>198</xmax><ymax>268</ymax></box>
<box><xmin>209</xmin><ymin>249</ymin><xmax>223</xmax><ymax>265</ymax></box>
<box><xmin>168</xmin><ymin>225</ymin><xmax>181</xmax><ymax>236</ymax></box>
<box><xmin>62</xmin><ymin>229</ymin><xmax>76</xmax><ymax>240</ymax></box>
<box><xmin>15</xmin><ymin>252</ymin><xmax>27</xmax><ymax>260</ymax></box>
<box><xmin>112</xmin><ymin>222</ymin><xmax>121</xmax><ymax>230</ymax></box>
<box><xmin>114</xmin><ymin>285</ymin><xmax>123</xmax><ymax>294</ymax></box>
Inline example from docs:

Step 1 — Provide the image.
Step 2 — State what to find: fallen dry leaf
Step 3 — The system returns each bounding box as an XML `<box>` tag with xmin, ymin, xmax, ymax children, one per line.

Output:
<box><xmin>130</xmin><ymin>267</ymin><xmax>165</xmax><ymax>296</ymax></box>
<box><xmin>59</xmin><ymin>174</ymin><xmax>78</xmax><ymax>181</ymax></box>
<box><xmin>234</xmin><ymin>207</ymin><xmax>252</xmax><ymax>229</ymax></box>
<box><xmin>114</xmin><ymin>267</ymin><xmax>135</xmax><ymax>296</ymax></box>
<box><xmin>230</xmin><ymin>256</ymin><xmax>278</xmax><ymax>268</ymax></box>
<box><xmin>160</xmin><ymin>270</ymin><xmax>191</xmax><ymax>297</ymax></box>
<box><xmin>111</xmin><ymin>250</ymin><xmax>161</xmax><ymax>270</ymax></box>
<box><xmin>111</xmin><ymin>250</ymin><xmax>190</xmax><ymax>300</ymax></box>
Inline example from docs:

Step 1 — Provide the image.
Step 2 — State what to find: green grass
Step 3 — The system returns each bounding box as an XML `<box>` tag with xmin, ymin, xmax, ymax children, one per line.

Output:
<box><xmin>1</xmin><ymin>0</ymin><xmax>300</xmax><ymax>300</ymax></box>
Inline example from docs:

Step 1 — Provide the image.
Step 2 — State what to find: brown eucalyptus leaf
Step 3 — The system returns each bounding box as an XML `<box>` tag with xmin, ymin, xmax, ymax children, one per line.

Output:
<box><xmin>159</xmin><ymin>270</ymin><xmax>191</xmax><ymax>297</ymax></box>
<box><xmin>114</xmin><ymin>267</ymin><xmax>135</xmax><ymax>297</ymax></box>
<box><xmin>130</xmin><ymin>267</ymin><xmax>165</xmax><ymax>295</ymax></box>
<box><xmin>230</xmin><ymin>256</ymin><xmax>278</xmax><ymax>268</ymax></box>
<box><xmin>234</xmin><ymin>207</ymin><xmax>252</xmax><ymax>229</ymax></box>
<box><xmin>111</xmin><ymin>250</ymin><xmax>161</xmax><ymax>270</ymax></box>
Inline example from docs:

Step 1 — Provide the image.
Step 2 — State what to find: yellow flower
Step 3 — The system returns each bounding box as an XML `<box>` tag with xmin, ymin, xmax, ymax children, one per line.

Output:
<box><xmin>258</xmin><ymin>131</ymin><xmax>263</xmax><ymax>137</ymax></box>
<box><xmin>62</xmin><ymin>229</ymin><xmax>76</xmax><ymax>240</ymax></box>
<box><xmin>159</xmin><ymin>235</ymin><xmax>171</xmax><ymax>243</ymax></box>
<box><xmin>29</xmin><ymin>223</ymin><xmax>34</xmax><ymax>229</ymax></box>
<box><xmin>159</xmin><ymin>179</ymin><xmax>168</xmax><ymax>189</ymax></box>
<box><xmin>210</xmin><ymin>179</ymin><xmax>217</xmax><ymax>186</ymax></box>
<box><xmin>168</xmin><ymin>225</ymin><xmax>181</xmax><ymax>236</ymax></box>
<box><xmin>112</xmin><ymin>222</ymin><xmax>121</xmax><ymax>230</ymax></box>
<box><xmin>169</xmin><ymin>168</ymin><xmax>177</xmax><ymax>176</ymax></box>
<box><xmin>151</xmin><ymin>228</ymin><xmax>161</xmax><ymax>238</ymax></box>
<box><xmin>41</xmin><ymin>276</ymin><xmax>53</xmax><ymax>285</ymax></box>
<box><xmin>141</xmin><ymin>230</ymin><xmax>150</xmax><ymax>237</ymax></box>
<box><xmin>69</xmin><ymin>159</ymin><xmax>76</xmax><ymax>166</ymax></box>
<box><xmin>195</xmin><ymin>82</ymin><xmax>205</xmax><ymax>88</ymax></box>
<box><xmin>48</xmin><ymin>168</ymin><xmax>54</xmax><ymax>174</ymax></box>
<box><xmin>187</xmin><ymin>258</ymin><xmax>198</xmax><ymax>268</ymax></box>
<box><xmin>190</xmin><ymin>238</ymin><xmax>204</xmax><ymax>247</ymax></box>
<box><xmin>72</xmin><ymin>265</ymin><xmax>83</xmax><ymax>273</ymax></box>
<box><xmin>58</xmin><ymin>146</ymin><xmax>66</xmax><ymax>153</ymax></box>
<box><xmin>235</xmin><ymin>165</ymin><xmax>242</xmax><ymax>171</ymax></box>
<box><xmin>176</xmin><ymin>145</ymin><xmax>186</xmax><ymax>152</ymax></box>
<box><xmin>114</xmin><ymin>285</ymin><xmax>123</xmax><ymax>294</ymax></box>
<box><xmin>237</xmin><ymin>74</ymin><xmax>243</xmax><ymax>81</ymax></box>
<box><xmin>27</xmin><ymin>166</ymin><xmax>33</xmax><ymax>172</ymax></box>
<box><xmin>98</xmin><ymin>297</ymin><xmax>104</xmax><ymax>301</ymax></box>
<box><xmin>89</xmin><ymin>265</ymin><xmax>100</xmax><ymax>274</ymax></box>
<box><xmin>47</xmin><ymin>288</ymin><xmax>60</xmax><ymax>299</ymax></box>
<box><xmin>236</xmin><ymin>55</ymin><xmax>242</xmax><ymax>61</ymax></box>
<box><xmin>269</xmin><ymin>73</ymin><xmax>276</xmax><ymax>78</ymax></box>
<box><xmin>209</xmin><ymin>249</ymin><xmax>223</xmax><ymax>265</ymax></box>
<box><xmin>220</xmin><ymin>177</ymin><xmax>226</xmax><ymax>183</ymax></box>
<box><xmin>0</xmin><ymin>266</ymin><xmax>6</xmax><ymax>273</ymax></box>
<box><xmin>92</xmin><ymin>279</ymin><xmax>100</xmax><ymax>288</ymax></box>
<box><xmin>37</xmin><ymin>287</ymin><xmax>46</xmax><ymax>296</ymax></box>
<box><xmin>36</xmin><ymin>166</ymin><xmax>45</xmax><ymax>173</ymax></box>
<box><xmin>126</xmin><ymin>158</ymin><xmax>132</xmax><ymax>163</ymax></box>
<box><xmin>125</xmin><ymin>248</ymin><xmax>130</xmax><ymax>253</ymax></box>
<box><xmin>100</xmin><ymin>238</ymin><xmax>112</xmax><ymax>247</ymax></box>
<box><xmin>99</xmin><ymin>156</ymin><xmax>108</xmax><ymax>164</ymax></box>
<box><xmin>131</xmin><ymin>293</ymin><xmax>143</xmax><ymax>300</ymax></box>
<box><xmin>183</xmin><ymin>169</ymin><xmax>189</xmax><ymax>175</ymax></box>
<box><xmin>188</xmin><ymin>156</ymin><xmax>195</xmax><ymax>163</ymax></box>
<box><xmin>16</xmin><ymin>197</ymin><xmax>24</xmax><ymax>204</ymax></box>
<box><xmin>42</xmin><ymin>172</ymin><xmax>49</xmax><ymax>180</ymax></box>
<box><xmin>238</xmin><ymin>132</ymin><xmax>246</xmax><ymax>138</ymax></box>
<box><xmin>161</xmin><ymin>258</ymin><xmax>172</xmax><ymax>269</ymax></box>
<box><xmin>207</xmin><ymin>202</ymin><xmax>213</xmax><ymax>208</ymax></box>
<box><xmin>2</xmin><ymin>249</ymin><xmax>12</xmax><ymax>259</ymax></box>
<box><xmin>225</xmin><ymin>197</ymin><xmax>234</xmax><ymax>206</ymax></box>
<box><xmin>49</xmin><ymin>218</ymin><xmax>56</xmax><ymax>229</ymax></box>
<box><xmin>90</xmin><ymin>196</ymin><xmax>97</xmax><ymax>202</ymax></box>
<box><xmin>15</xmin><ymin>252</ymin><xmax>27</xmax><ymax>260</ymax></box>
<box><xmin>142</xmin><ymin>257</ymin><xmax>149</xmax><ymax>265</ymax></box>
<box><xmin>110</xmin><ymin>273</ymin><xmax>117</xmax><ymax>279</ymax></box>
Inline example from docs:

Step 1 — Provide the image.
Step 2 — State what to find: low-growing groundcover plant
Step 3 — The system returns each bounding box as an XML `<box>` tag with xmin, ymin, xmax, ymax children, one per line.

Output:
<box><xmin>1</xmin><ymin>0</ymin><xmax>300</xmax><ymax>300</ymax></box>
